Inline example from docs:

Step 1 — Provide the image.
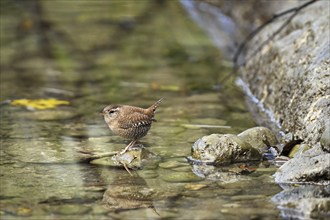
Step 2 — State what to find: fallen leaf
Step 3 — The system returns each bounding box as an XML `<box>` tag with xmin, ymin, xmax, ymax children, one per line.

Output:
<box><xmin>11</xmin><ymin>98</ymin><xmax>70</xmax><ymax>110</ymax></box>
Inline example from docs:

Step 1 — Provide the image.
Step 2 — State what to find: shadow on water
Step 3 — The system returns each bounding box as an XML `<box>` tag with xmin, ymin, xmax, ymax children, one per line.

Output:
<box><xmin>0</xmin><ymin>0</ymin><xmax>285</xmax><ymax>219</ymax></box>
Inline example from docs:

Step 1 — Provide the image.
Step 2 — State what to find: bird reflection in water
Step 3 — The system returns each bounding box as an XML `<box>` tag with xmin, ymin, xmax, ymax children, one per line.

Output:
<box><xmin>102</xmin><ymin>172</ymin><xmax>160</xmax><ymax>216</ymax></box>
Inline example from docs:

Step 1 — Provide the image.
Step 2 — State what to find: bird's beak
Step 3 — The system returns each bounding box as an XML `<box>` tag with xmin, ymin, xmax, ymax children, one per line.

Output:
<box><xmin>99</xmin><ymin>110</ymin><xmax>105</xmax><ymax>115</ymax></box>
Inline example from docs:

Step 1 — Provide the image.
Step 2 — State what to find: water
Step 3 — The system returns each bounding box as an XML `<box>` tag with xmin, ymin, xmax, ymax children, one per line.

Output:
<box><xmin>0</xmin><ymin>1</ymin><xmax>282</xmax><ymax>219</ymax></box>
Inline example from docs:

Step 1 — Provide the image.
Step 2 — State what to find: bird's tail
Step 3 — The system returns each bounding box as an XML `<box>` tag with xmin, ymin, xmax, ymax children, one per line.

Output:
<box><xmin>148</xmin><ymin>98</ymin><xmax>164</xmax><ymax>113</ymax></box>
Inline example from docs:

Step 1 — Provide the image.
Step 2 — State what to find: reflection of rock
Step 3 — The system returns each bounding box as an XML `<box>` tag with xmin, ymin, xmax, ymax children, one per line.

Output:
<box><xmin>190</xmin><ymin>163</ymin><xmax>251</xmax><ymax>183</ymax></box>
<box><xmin>191</xmin><ymin>132</ymin><xmax>262</xmax><ymax>165</ymax></box>
<box><xmin>272</xmin><ymin>185</ymin><xmax>330</xmax><ymax>220</ymax></box>
<box><xmin>274</xmin><ymin>145</ymin><xmax>330</xmax><ymax>184</ymax></box>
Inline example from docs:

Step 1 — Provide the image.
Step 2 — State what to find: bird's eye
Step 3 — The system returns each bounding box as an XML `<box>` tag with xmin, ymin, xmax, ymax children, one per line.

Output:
<box><xmin>108</xmin><ymin>109</ymin><xmax>117</xmax><ymax>115</ymax></box>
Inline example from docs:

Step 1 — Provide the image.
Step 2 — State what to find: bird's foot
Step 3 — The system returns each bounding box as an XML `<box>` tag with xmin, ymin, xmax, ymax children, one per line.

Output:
<box><xmin>119</xmin><ymin>148</ymin><xmax>128</xmax><ymax>155</ymax></box>
<box><xmin>119</xmin><ymin>143</ymin><xmax>144</xmax><ymax>155</ymax></box>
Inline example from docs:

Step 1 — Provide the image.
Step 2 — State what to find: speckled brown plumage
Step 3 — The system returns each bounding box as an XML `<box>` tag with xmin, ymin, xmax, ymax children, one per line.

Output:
<box><xmin>101</xmin><ymin>98</ymin><xmax>163</xmax><ymax>154</ymax></box>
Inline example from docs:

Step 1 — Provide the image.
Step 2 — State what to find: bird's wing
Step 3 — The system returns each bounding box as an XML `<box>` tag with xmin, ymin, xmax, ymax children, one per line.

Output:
<box><xmin>118</xmin><ymin>111</ymin><xmax>153</xmax><ymax>129</ymax></box>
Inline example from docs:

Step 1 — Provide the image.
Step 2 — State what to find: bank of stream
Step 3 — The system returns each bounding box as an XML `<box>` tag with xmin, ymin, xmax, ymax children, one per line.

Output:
<box><xmin>0</xmin><ymin>1</ymin><xmax>295</xmax><ymax>219</ymax></box>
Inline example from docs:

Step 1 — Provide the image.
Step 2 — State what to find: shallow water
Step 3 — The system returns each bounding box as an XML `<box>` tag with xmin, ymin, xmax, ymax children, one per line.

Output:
<box><xmin>0</xmin><ymin>1</ymin><xmax>282</xmax><ymax>219</ymax></box>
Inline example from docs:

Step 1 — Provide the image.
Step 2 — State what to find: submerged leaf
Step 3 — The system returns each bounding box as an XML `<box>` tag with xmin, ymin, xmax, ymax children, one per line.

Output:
<box><xmin>11</xmin><ymin>98</ymin><xmax>70</xmax><ymax>110</ymax></box>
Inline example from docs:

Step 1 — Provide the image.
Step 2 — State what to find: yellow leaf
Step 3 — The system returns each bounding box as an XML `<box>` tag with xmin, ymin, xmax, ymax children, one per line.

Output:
<box><xmin>11</xmin><ymin>98</ymin><xmax>70</xmax><ymax>110</ymax></box>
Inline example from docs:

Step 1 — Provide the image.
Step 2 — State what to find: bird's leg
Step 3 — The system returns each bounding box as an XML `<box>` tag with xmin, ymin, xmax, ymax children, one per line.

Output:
<box><xmin>120</xmin><ymin>139</ymin><xmax>137</xmax><ymax>154</ymax></box>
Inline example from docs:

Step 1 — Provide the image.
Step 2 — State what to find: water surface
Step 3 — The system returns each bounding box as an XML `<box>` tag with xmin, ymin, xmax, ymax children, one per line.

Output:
<box><xmin>0</xmin><ymin>1</ymin><xmax>281</xmax><ymax>219</ymax></box>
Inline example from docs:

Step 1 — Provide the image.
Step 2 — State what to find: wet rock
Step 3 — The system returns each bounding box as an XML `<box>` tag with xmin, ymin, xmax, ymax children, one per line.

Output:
<box><xmin>90</xmin><ymin>147</ymin><xmax>158</xmax><ymax>170</ymax></box>
<box><xmin>191</xmin><ymin>134</ymin><xmax>262</xmax><ymax>165</ymax></box>
<box><xmin>274</xmin><ymin>145</ymin><xmax>330</xmax><ymax>184</ymax></box>
<box><xmin>237</xmin><ymin>127</ymin><xmax>279</xmax><ymax>153</ymax></box>
<box><xmin>272</xmin><ymin>185</ymin><xmax>330</xmax><ymax>220</ymax></box>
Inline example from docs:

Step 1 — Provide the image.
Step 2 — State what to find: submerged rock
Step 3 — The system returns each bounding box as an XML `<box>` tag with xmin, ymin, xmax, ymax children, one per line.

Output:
<box><xmin>191</xmin><ymin>133</ymin><xmax>262</xmax><ymax>165</ymax></box>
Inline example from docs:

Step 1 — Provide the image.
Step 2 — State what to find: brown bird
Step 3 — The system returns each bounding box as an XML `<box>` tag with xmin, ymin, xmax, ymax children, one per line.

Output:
<box><xmin>101</xmin><ymin>98</ymin><xmax>163</xmax><ymax>154</ymax></box>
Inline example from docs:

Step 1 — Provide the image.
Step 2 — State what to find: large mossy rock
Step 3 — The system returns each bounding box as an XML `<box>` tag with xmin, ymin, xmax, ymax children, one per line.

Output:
<box><xmin>238</xmin><ymin>126</ymin><xmax>279</xmax><ymax>153</ymax></box>
<box><xmin>191</xmin><ymin>133</ymin><xmax>262</xmax><ymax>165</ymax></box>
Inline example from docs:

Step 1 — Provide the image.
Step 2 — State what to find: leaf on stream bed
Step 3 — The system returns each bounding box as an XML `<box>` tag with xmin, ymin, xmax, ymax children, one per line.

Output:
<box><xmin>10</xmin><ymin>98</ymin><xmax>70</xmax><ymax>110</ymax></box>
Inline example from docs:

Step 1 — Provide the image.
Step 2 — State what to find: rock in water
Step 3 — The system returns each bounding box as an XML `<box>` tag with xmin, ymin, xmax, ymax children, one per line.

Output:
<box><xmin>191</xmin><ymin>133</ymin><xmax>262</xmax><ymax>165</ymax></box>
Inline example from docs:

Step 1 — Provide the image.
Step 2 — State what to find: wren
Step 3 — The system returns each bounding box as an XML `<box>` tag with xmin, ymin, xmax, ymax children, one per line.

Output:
<box><xmin>101</xmin><ymin>98</ymin><xmax>163</xmax><ymax>154</ymax></box>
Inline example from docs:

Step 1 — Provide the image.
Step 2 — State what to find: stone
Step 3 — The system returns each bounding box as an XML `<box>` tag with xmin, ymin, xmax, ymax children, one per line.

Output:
<box><xmin>237</xmin><ymin>127</ymin><xmax>279</xmax><ymax>153</ymax></box>
<box><xmin>191</xmin><ymin>134</ymin><xmax>262</xmax><ymax>165</ymax></box>
<box><xmin>90</xmin><ymin>147</ymin><xmax>158</xmax><ymax>169</ymax></box>
<box><xmin>274</xmin><ymin>145</ymin><xmax>330</xmax><ymax>184</ymax></box>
